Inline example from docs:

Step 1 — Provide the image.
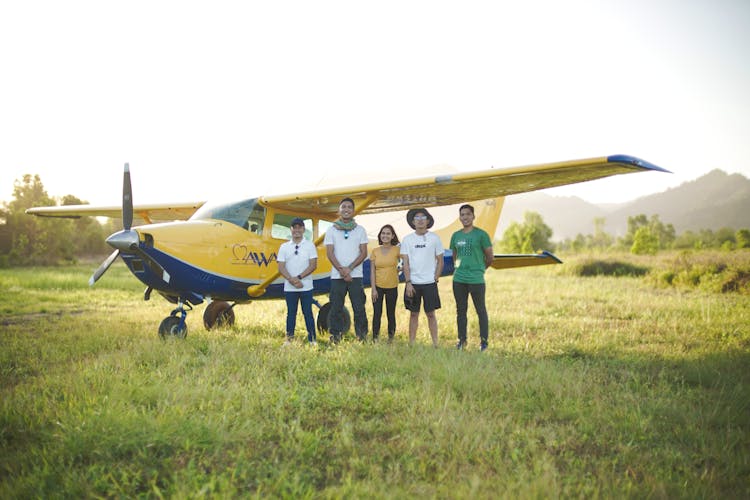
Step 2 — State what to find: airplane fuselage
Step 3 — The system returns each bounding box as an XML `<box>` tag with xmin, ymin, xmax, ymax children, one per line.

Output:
<box><xmin>122</xmin><ymin>218</ymin><xmax>457</xmax><ymax>306</ymax></box>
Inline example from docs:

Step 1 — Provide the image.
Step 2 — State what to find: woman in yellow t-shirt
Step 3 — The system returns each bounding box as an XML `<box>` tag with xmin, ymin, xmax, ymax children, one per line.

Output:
<box><xmin>370</xmin><ymin>224</ymin><xmax>400</xmax><ymax>342</ymax></box>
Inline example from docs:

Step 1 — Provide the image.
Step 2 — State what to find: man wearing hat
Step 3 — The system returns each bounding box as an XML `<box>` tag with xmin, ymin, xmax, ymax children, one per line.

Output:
<box><xmin>277</xmin><ymin>217</ymin><xmax>318</xmax><ymax>345</ymax></box>
<box><xmin>400</xmin><ymin>207</ymin><xmax>444</xmax><ymax>347</ymax></box>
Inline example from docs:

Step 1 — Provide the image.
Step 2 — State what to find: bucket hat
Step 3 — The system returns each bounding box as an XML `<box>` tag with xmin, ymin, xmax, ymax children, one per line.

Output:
<box><xmin>406</xmin><ymin>208</ymin><xmax>435</xmax><ymax>229</ymax></box>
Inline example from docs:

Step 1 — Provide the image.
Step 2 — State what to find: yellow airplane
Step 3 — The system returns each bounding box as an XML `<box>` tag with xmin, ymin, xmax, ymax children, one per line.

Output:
<box><xmin>26</xmin><ymin>155</ymin><xmax>667</xmax><ymax>339</ymax></box>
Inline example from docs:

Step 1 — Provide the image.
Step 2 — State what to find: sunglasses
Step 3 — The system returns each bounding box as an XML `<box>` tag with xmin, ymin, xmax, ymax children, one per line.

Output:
<box><xmin>344</xmin><ymin>230</ymin><xmax>349</xmax><ymax>239</ymax></box>
<box><xmin>414</xmin><ymin>215</ymin><xmax>428</xmax><ymax>220</ymax></box>
<box><xmin>294</xmin><ymin>244</ymin><xmax>299</xmax><ymax>255</ymax></box>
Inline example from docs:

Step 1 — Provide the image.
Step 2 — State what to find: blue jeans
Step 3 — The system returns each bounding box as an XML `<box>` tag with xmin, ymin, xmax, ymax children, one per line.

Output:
<box><xmin>452</xmin><ymin>281</ymin><xmax>488</xmax><ymax>345</ymax></box>
<box><xmin>329</xmin><ymin>278</ymin><xmax>368</xmax><ymax>341</ymax></box>
<box><xmin>285</xmin><ymin>290</ymin><xmax>316</xmax><ymax>342</ymax></box>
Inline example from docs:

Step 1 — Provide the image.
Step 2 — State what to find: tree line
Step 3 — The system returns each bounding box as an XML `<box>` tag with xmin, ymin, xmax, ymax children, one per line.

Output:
<box><xmin>0</xmin><ymin>175</ymin><xmax>115</xmax><ymax>267</ymax></box>
<box><xmin>2</xmin><ymin>174</ymin><xmax>749</xmax><ymax>267</ymax></box>
<box><xmin>500</xmin><ymin>211</ymin><xmax>750</xmax><ymax>255</ymax></box>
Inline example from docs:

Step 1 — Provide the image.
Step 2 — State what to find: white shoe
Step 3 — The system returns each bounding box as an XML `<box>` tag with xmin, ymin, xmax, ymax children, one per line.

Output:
<box><xmin>282</xmin><ymin>339</ymin><xmax>293</xmax><ymax>347</ymax></box>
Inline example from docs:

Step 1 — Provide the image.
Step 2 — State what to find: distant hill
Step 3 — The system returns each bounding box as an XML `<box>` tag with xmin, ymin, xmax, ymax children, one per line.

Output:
<box><xmin>497</xmin><ymin>169</ymin><xmax>750</xmax><ymax>241</ymax></box>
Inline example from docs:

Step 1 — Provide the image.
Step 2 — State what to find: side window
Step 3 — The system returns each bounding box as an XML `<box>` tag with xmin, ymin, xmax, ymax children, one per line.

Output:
<box><xmin>245</xmin><ymin>203</ymin><xmax>266</xmax><ymax>234</ymax></box>
<box><xmin>319</xmin><ymin>219</ymin><xmax>334</xmax><ymax>240</ymax></box>
<box><xmin>272</xmin><ymin>214</ymin><xmax>313</xmax><ymax>240</ymax></box>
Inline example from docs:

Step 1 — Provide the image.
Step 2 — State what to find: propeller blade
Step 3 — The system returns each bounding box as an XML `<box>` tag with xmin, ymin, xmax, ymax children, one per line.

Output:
<box><xmin>132</xmin><ymin>246</ymin><xmax>171</xmax><ymax>284</ymax></box>
<box><xmin>123</xmin><ymin>163</ymin><xmax>133</xmax><ymax>230</ymax></box>
<box><xmin>89</xmin><ymin>249</ymin><xmax>120</xmax><ymax>286</ymax></box>
<box><xmin>94</xmin><ymin>164</ymin><xmax>170</xmax><ymax>286</ymax></box>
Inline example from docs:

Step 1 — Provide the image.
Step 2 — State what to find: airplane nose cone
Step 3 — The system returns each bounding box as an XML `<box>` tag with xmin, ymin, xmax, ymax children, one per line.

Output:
<box><xmin>106</xmin><ymin>229</ymin><xmax>140</xmax><ymax>252</ymax></box>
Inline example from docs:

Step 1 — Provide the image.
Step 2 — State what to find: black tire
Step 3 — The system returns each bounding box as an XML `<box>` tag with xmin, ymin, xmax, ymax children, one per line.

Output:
<box><xmin>334</xmin><ymin>307</ymin><xmax>351</xmax><ymax>335</ymax></box>
<box><xmin>316</xmin><ymin>302</ymin><xmax>331</xmax><ymax>333</ymax></box>
<box><xmin>316</xmin><ymin>302</ymin><xmax>351</xmax><ymax>335</ymax></box>
<box><xmin>203</xmin><ymin>301</ymin><xmax>235</xmax><ymax>330</ymax></box>
<box><xmin>158</xmin><ymin>316</ymin><xmax>188</xmax><ymax>340</ymax></box>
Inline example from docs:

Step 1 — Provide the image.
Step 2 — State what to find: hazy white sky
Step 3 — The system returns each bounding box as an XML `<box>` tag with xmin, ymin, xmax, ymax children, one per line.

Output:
<box><xmin>1</xmin><ymin>0</ymin><xmax>748</xmax><ymax>206</ymax></box>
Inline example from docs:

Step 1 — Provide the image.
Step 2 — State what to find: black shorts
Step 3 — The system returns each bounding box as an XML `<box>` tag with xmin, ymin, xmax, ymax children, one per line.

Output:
<box><xmin>404</xmin><ymin>282</ymin><xmax>441</xmax><ymax>313</ymax></box>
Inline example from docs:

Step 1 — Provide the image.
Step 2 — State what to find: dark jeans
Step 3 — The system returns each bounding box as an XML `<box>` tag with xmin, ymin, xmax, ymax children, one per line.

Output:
<box><xmin>329</xmin><ymin>278</ymin><xmax>368</xmax><ymax>341</ymax></box>
<box><xmin>372</xmin><ymin>286</ymin><xmax>397</xmax><ymax>340</ymax></box>
<box><xmin>452</xmin><ymin>281</ymin><xmax>488</xmax><ymax>345</ymax></box>
<box><xmin>285</xmin><ymin>290</ymin><xmax>316</xmax><ymax>342</ymax></box>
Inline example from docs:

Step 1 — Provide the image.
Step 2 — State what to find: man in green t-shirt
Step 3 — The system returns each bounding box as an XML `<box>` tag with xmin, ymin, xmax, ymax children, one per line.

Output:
<box><xmin>449</xmin><ymin>204</ymin><xmax>494</xmax><ymax>351</ymax></box>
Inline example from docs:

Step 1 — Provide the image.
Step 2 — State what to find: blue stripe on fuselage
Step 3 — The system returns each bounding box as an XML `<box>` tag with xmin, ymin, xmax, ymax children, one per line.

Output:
<box><xmin>121</xmin><ymin>247</ymin><xmax>456</xmax><ymax>305</ymax></box>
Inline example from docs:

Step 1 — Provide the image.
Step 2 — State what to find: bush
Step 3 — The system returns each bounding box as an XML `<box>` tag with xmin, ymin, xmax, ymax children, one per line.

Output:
<box><xmin>646</xmin><ymin>250</ymin><xmax>750</xmax><ymax>294</ymax></box>
<box><xmin>566</xmin><ymin>258</ymin><xmax>650</xmax><ymax>277</ymax></box>
<box><xmin>720</xmin><ymin>270</ymin><xmax>750</xmax><ymax>293</ymax></box>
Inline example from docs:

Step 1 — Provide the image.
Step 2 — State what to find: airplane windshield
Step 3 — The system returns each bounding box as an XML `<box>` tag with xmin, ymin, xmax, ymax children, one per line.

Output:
<box><xmin>190</xmin><ymin>198</ymin><xmax>266</xmax><ymax>233</ymax></box>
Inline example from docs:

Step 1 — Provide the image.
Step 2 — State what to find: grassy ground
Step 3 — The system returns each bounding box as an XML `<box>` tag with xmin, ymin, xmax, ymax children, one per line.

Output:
<box><xmin>1</xmin><ymin>254</ymin><xmax>749</xmax><ymax>498</ymax></box>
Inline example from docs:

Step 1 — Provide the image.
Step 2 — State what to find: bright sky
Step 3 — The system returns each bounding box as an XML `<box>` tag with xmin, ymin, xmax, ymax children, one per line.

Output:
<box><xmin>1</xmin><ymin>0</ymin><xmax>748</xmax><ymax>207</ymax></box>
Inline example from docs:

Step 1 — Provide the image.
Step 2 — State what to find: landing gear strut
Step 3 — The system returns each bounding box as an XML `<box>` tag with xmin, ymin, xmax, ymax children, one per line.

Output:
<box><xmin>158</xmin><ymin>300</ymin><xmax>191</xmax><ymax>339</ymax></box>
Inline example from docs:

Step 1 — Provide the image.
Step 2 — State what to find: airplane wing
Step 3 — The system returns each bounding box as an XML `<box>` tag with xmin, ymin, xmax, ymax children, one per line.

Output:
<box><xmin>491</xmin><ymin>251</ymin><xmax>563</xmax><ymax>270</ymax></box>
<box><xmin>260</xmin><ymin>155</ymin><xmax>668</xmax><ymax>217</ymax></box>
<box><xmin>25</xmin><ymin>202</ymin><xmax>205</xmax><ymax>222</ymax></box>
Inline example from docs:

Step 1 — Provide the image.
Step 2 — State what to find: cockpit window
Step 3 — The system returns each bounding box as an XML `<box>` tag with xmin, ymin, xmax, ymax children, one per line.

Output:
<box><xmin>190</xmin><ymin>198</ymin><xmax>266</xmax><ymax>233</ymax></box>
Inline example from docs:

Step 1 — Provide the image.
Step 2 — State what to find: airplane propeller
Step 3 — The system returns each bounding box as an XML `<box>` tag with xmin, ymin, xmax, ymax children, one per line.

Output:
<box><xmin>89</xmin><ymin>164</ymin><xmax>170</xmax><ymax>286</ymax></box>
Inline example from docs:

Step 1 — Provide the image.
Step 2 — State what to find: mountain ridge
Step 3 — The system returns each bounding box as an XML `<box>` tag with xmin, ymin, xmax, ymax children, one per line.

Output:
<box><xmin>497</xmin><ymin>169</ymin><xmax>750</xmax><ymax>241</ymax></box>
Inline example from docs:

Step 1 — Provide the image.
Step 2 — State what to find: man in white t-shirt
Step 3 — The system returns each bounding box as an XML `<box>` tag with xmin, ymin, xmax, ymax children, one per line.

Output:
<box><xmin>277</xmin><ymin>217</ymin><xmax>318</xmax><ymax>345</ymax></box>
<box><xmin>400</xmin><ymin>208</ymin><xmax>444</xmax><ymax>347</ymax></box>
<box><xmin>324</xmin><ymin>198</ymin><xmax>369</xmax><ymax>343</ymax></box>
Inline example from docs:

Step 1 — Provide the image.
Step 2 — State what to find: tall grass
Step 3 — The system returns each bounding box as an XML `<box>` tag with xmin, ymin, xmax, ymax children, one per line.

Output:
<box><xmin>1</xmin><ymin>256</ymin><xmax>748</xmax><ymax>497</ymax></box>
<box><xmin>558</xmin><ymin>249</ymin><xmax>750</xmax><ymax>295</ymax></box>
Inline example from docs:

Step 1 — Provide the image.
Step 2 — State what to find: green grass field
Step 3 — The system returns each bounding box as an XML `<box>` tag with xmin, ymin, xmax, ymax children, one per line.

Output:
<box><xmin>1</xmin><ymin>253</ymin><xmax>749</xmax><ymax>498</ymax></box>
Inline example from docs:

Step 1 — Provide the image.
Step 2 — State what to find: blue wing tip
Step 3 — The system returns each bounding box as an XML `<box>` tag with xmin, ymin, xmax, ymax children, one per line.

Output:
<box><xmin>540</xmin><ymin>250</ymin><xmax>563</xmax><ymax>263</ymax></box>
<box><xmin>607</xmin><ymin>155</ymin><xmax>671</xmax><ymax>174</ymax></box>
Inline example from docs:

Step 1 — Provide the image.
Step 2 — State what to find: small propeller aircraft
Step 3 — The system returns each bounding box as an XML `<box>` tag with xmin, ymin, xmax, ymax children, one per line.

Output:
<box><xmin>26</xmin><ymin>155</ymin><xmax>667</xmax><ymax>339</ymax></box>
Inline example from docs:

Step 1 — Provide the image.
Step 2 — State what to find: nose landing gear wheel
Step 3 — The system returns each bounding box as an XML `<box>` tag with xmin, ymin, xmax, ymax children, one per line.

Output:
<box><xmin>159</xmin><ymin>316</ymin><xmax>187</xmax><ymax>339</ymax></box>
<box><xmin>203</xmin><ymin>301</ymin><xmax>236</xmax><ymax>330</ymax></box>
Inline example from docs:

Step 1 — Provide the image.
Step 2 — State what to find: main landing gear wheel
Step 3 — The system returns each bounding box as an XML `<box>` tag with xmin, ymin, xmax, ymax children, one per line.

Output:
<box><xmin>203</xmin><ymin>301</ymin><xmax>236</xmax><ymax>330</ymax></box>
<box><xmin>159</xmin><ymin>315</ymin><xmax>187</xmax><ymax>339</ymax></box>
<box><xmin>316</xmin><ymin>302</ymin><xmax>351</xmax><ymax>335</ymax></box>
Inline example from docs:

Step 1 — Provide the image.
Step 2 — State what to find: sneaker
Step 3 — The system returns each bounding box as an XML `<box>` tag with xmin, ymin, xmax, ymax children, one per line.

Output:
<box><xmin>282</xmin><ymin>338</ymin><xmax>293</xmax><ymax>347</ymax></box>
<box><xmin>480</xmin><ymin>343</ymin><xmax>488</xmax><ymax>352</ymax></box>
<box><xmin>309</xmin><ymin>340</ymin><xmax>317</xmax><ymax>347</ymax></box>
<box><xmin>456</xmin><ymin>341</ymin><xmax>466</xmax><ymax>350</ymax></box>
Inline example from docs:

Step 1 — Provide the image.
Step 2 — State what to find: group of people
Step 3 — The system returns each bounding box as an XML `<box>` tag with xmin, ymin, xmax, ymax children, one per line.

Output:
<box><xmin>276</xmin><ymin>198</ymin><xmax>493</xmax><ymax>350</ymax></box>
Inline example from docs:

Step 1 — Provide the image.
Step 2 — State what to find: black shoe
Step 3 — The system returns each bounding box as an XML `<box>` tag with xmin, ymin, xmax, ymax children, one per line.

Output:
<box><xmin>480</xmin><ymin>343</ymin><xmax>488</xmax><ymax>352</ymax></box>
